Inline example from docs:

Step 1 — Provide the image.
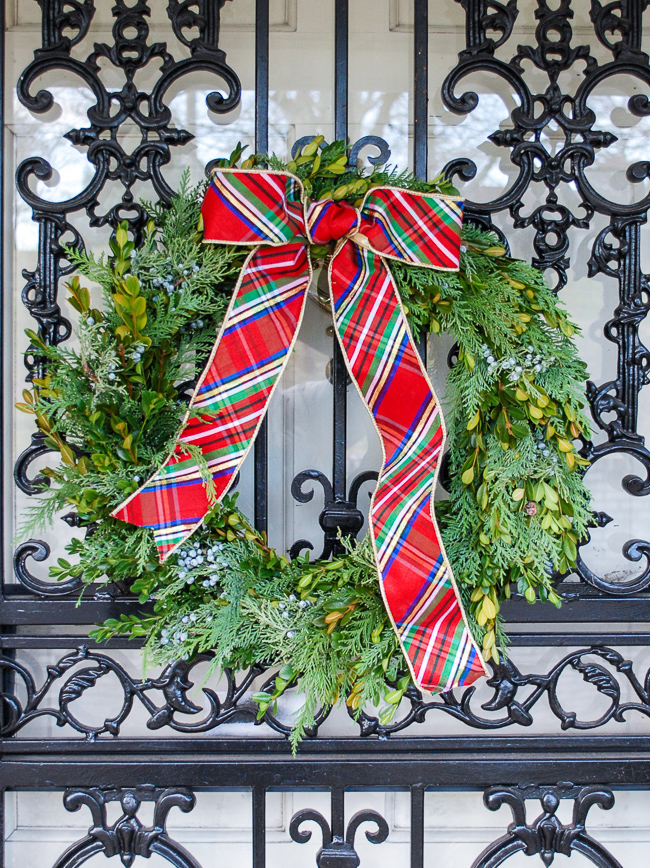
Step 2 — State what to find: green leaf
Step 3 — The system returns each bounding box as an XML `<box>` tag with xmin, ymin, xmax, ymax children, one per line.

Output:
<box><xmin>278</xmin><ymin>663</ymin><xmax>295</xmax><ymax>682</ymax></box>
<box><xmin>542</xmin><ymin>482</ymin><xmax>559</xmax><ymax>503</ymax></box>
<box><xmin>563</xmin><ymin>535</ymin><xmax>577</xmax><ymax>561</ymax></box>
<box><xmin>548</xmin><ymin>590</ymin><xmax>562</xmax><ymax>608</ymax></box>
<box><xmin>132</xmin><ymin>297</ymin><xmax>146</xmax><ymax>316</ymax></box>
<box><xmin>510</xmin><ymin>420</ymin><xmax>530</xmax><ymax>439</ymax></box>
<box><xmin>378</xmin><ymin>705</ymin><xmax>398</xmax><ymax>726</ymax></box>
<box><xmin>461</xmin><ymin>467</ymin><xmax>475</xmax><ymax>485</ymax></box>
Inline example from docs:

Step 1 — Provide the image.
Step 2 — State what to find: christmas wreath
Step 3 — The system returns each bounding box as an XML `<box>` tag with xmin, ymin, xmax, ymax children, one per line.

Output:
<box><xmin>20</xmin><ymin>138</ymin><xmax>591</xmax><ymax>747</ymax></box>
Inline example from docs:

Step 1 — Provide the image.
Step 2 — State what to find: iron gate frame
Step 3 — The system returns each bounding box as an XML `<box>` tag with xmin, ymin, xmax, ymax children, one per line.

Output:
<box><xmin>1</xmin><ymin>1</ymin><xmax>650</xmax><ymax>866</ymax></box>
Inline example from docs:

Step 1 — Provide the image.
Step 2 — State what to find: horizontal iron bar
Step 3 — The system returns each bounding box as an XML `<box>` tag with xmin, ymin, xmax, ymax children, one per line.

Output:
<box><xmin>2</xmin><ymin>633</ymin><xmax>650</xmax><ymax>648</ymax></box>
<box><xmin>2</xmin><ymin>595</ymin><xmax>650</xmax><ymax>624</ymax></box>
<box><xmin>0</xmin><ymin>598</ymin><xmax>150</xmax><ymax>624</ymax></box>
<box><xmin>0</xmin><ymin>753</ymin><xmax>649</xmax><ymax>788</ymax></box>
<box><xmin>505</xmin><ymin>632</ymin><xmax>650</xmax><ymax>645</ymax></box>
<box><xmin>4</xmin><ymin>735</ymin><xmax>650</xmax><ymax>756</ymax></box>
<box><xmin>0</xmin><ymin>635</ymin><xmax>145</xmax><ymax>649</ymax></box>
<box><xmin>502</xmin><ymin>595</ymin><xmax>650</xmax><ymax>621</ymax></box>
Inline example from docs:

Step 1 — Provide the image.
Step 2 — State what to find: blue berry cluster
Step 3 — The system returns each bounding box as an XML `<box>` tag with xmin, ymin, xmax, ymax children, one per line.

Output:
<box><xmin>152</xmin><ymin>272</ymin><xmax>177</xmax><ymax>297</ymax></box>
<box><xmin>481</xmin><ymin>343</ymin><xmax>555</xmax><ymax>382</ymax></box>
<box><xmin>176</xmin><ymin>539</ymin><xmax>229</xmax><ymax>588</ymax></box>
<box><xmin>151</xmin><ymin>262</ymin><xmax>200</xmax><ymax>303</ymax></box>
<box><xmin>277</xmin><ymin>593</ymin><xmax>310</xmax><ymax>639</ymax></box>
<box><xmin>535</xmin><ymin>434</ymin><xmax>560</xmax><ymax>471</ymax></box>
<box><xmin>129</xmin><ymin>342</ymin><xmax>146</xmax><ymax>363</ymax></box>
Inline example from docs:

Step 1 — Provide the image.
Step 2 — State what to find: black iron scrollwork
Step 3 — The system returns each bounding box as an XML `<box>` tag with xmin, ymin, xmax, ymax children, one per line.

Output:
<box><xmin>13</xmin><ymin>538</ymin><xmax>82</xmax><ymax>597</ymax></box>
<box><xmin>2</xmin><ymin>643</ymin><xmax>650</xmax><ymax>739</ymax></box>
<box><xmin>3</xmin><ymin>3</ymin><xmax>647</xmax><ymax>865</ymax></box>
<box><xmin>290</xmin><ymin>806</ymin><xmax>389</xmax><ymax>868</ymax></box>
<box><xmin>458</xmin><ymin>0</ymin><xmax>519</xmax><ymax>58</ymax></box>
<box><xmin>18</xmin><ymin>0</ymin><xmax>239</xmax><ymax>229</ymax></box>
<box><xmin>0</xmin><ymin>645</ymin><xmax>264</xmax><ymax>738</ymax></box>
<box><xmin>444</xmin><ymin>0</ymin><xmax>650</xmax><ymax>597</ymax></box>
<box><xmin>289</xmin><ymin>469</ymin><xmax>377</xmax><ymax>559</ymax></box>
<box><xmin>473</xmin><ymin>783</ymin><xmax>621</xmax><ymax>867</ymax></box>
<box><xmin>53</xmin><ymin>786</ymin><xmax>200</xmax><ymax>868</ymax></box>
<box><xmin>14</xmin><ymin>0</ymin><xmax>242</xmax><ymax>591</ymax></box>
<box><xmin>291</xmin><ymin>134</ymin><xmax>391</xmax><ymax>168</ymax></box>
<box><xmin>444</xmin><ymin>0</ymin><xmax>605</xmax><ymax>291</ymax></box>
<box><xmin>351</xmin><ymin>645</ymin><xmax>650</xmax><ymax>737</ymax></box>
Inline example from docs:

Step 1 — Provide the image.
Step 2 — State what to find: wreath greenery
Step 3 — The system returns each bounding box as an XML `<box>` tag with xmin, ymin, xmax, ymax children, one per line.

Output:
<box><xmin>20</xmin><ymin>138</ymin><xmax>592</xmax><ymax>747</ymax></box>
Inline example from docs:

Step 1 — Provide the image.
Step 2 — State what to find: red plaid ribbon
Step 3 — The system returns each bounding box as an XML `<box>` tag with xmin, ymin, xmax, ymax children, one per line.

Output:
<box><xmin>113</xmin><ymin>169</ymin><xmax>487</xmax><ymax>693</ymax></box>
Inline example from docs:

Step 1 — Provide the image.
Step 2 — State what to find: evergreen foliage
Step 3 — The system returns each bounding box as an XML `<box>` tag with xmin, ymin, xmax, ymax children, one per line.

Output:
<box><xmin>19</xmin><ymin>142</ymin><xmax>592</xmax><ymax>749</ymax></box>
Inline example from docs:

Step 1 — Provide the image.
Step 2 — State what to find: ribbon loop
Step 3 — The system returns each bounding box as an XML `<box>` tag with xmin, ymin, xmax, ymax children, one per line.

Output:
<box><xmin>360</xmin><ymin>187</ymin><xmax>464</xmax><ymax>269</ymax></box>
<box><xmin>112</xmin><ymin>167</ymin><xmax>487</xmax><ymax>694</ymax></box>
<box><xmin>202</xmin><ymin>170</ymin><xmax>306</xmax><ymax>245</ymax></box>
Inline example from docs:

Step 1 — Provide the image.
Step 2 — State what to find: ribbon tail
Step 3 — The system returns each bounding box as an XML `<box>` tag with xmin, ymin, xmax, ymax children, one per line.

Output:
<box><xmin>329</xmin><ymin>239</ymin><xmax>488</xmax><ymax>693</ymax></box>
<box><xmin>112</xmin><ymin>242</ymin><xmax>312</xmax><ymax>561</ymax></box>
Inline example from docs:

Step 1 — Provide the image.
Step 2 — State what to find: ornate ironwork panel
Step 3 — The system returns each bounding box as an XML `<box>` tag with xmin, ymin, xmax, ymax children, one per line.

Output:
<box><xmin>2</xmin><ymin>0</ymin><xmax>650</xmax><ymax>865</ymax></box>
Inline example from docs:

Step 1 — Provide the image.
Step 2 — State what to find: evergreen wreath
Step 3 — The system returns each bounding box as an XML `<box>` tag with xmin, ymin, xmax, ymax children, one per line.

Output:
<box><xmin>20</xmin><ymin>138</ymin><xmax>592</xmax><ymax>748</ymax></box>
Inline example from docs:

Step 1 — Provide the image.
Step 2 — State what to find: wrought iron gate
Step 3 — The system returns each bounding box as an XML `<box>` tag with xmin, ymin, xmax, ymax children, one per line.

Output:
<box><xmin>3</xmin><ymin>0</ymin><xmax>650</xmax><ymax>865</ymax></box>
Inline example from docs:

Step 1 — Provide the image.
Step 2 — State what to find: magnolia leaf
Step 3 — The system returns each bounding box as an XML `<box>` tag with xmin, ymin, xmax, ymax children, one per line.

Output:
<box><xmin>564</xmin><ymin>402</ymin><xmax>577</xmax><ymax>422</ymax></box>
<box><xmin>279</xmin><ymin>663</ymin><xmax>295</xmax><ymax>682</ymax></box>
<box><xmin>482</xmin><ymin>629</ymin><xmax>496</xmax><ymax>649</ymax></box>
<box><xmin>548</xmin><ymin>590</ymin><xmax>562</xmax><ymax>608</ymax></box>
<box><xmin>560</xmin><ymin>320</ymin><xmax>574</xmax><ymax>337</ymax></box>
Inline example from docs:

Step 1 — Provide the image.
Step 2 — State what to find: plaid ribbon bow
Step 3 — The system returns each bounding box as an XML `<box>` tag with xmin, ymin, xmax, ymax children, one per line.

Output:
<box><xmin>113</xmin><ymin>168</ymin><xmax>487</xmax><ymax>693</ymax></box>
